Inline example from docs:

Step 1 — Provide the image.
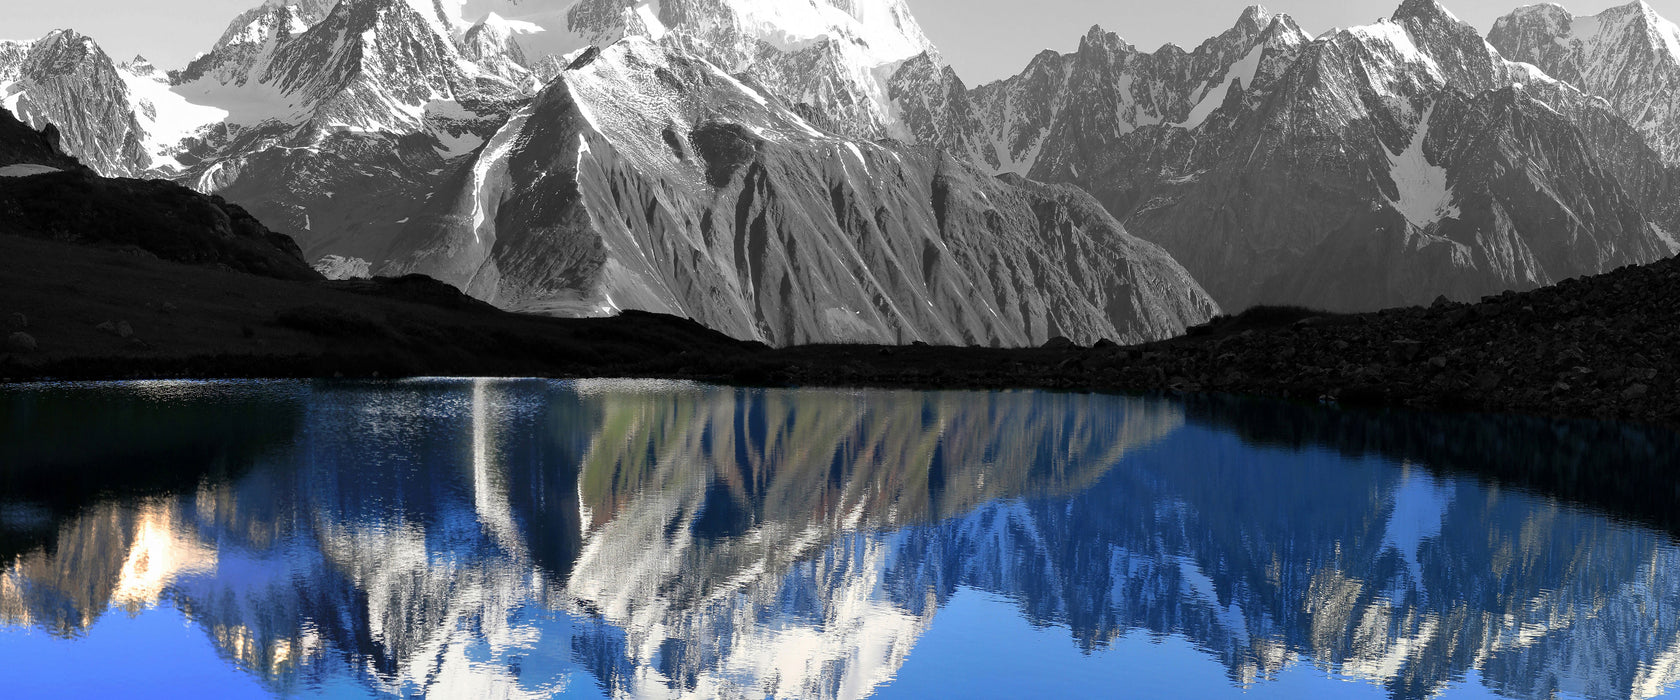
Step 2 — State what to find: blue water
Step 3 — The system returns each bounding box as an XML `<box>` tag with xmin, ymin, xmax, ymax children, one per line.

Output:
<box><xmin>0</xmin><ymin>378</ymin><xmax>1676</xmax><ymax>699</ymax></box>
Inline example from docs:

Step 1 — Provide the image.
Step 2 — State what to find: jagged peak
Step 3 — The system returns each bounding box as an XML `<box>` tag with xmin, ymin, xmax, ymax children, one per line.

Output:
<box><xmin>466</xmin><ymin>11</ymin><xmax>520</xmax><ymax>40</ymax></box>
<box><xmin>1514</xmin><ymin>0</ymin><xmax>1680</xmax><ymax>58</ymax></box>
<box><xmin>1260</xmin><ymin>13</ymin><xmax>1310</xmax><ymax>46</ymax></box>
<box><xmin>1491</xmin><ymin>3</ymin><xmax>1572</xmax><ymax>35</ymax></box>
<box><xmin>1507</xmin><ymin>2</ymin><xmax>1571</xmax><ymax>18</ymax></box>
<box><xmin>27</xmin><ymin>29</ymin><xmax>109</xmax><ymax>63</ymax></box>
<box><xmin>1237</xmin><ymin>5</ymin><xmax>1273</xmax><ymax>31</ymax></box>
<box><xmin>121</xmin><ymin>54</ymin><xmax>159</xmax><ymax>76</ymax></box>
<box><xmin>1391</xmin><ymin>0</ymin><xmax>1463</xmax><ymax>25</ymax></box>
<box><xmin>37</xmin><ymin>28</ymin><xmax>95</xmax><ymax>46</ymax></box>
<box><xmin>1079</xmin><ymin>25</ymin><xmax>1135</xmax><ymax>54</ymax></box>
<box><xmin>214</xmin><ymin>0</ymin><xmax>326</xmax><ymax>48</ymax></box>
<box><xmin>319</xmin><ymin>0</ymin><xmax>454</xmax><ymax>44</ymax></box>
<box><xmin>1027</xmin><ymin>47</ymin><xmax>1063</xmax><ymax>65</ymax></box>
<box><xmin>475</xmin><ymin>11</ymin><xmax>518</xmax><ymax>31</ymax></box>
<box><xmin>1617</xmin><ymin>0</ymin><xmax>1680</xmax><ymax>30</ymax></box>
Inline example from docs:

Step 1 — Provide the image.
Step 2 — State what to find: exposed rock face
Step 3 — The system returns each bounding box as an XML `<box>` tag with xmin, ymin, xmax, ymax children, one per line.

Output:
<box><xmin>972</xmin><ymin>7</ymin><xmax>1311</xmax><ymax>177</ymax></box>
<box><xmin>437</xmin><ymin>0</ymin><xmax>941</xmax><ymax>139</ymax></box>
<box><xmin>965</xmin><ymin>1</ymin><xmax>1675</xmax><ymax>311</ymax></box>
<box><xmin>0</xmin><ymin>31</ymin><xmax>154</xmax><ymax>177</ymax></box>
<box><xmin>165</xmin><ymin>0</ymin><xmax>528</xmax><ymax>262</ymax></box>
<box><xmin>381</xmin><ymin>39</ymin><xmax>1217</xmax><ymax>346</ymax></box>
<box><xmin>1490</xmin><ymin>1</ymin><xmax>1680</xmax><ymax>164</ymax></box>
<box><xmin>170</xmin><ymin>1</ymin><xmax>330</xmax><ymax>87</ymax></box>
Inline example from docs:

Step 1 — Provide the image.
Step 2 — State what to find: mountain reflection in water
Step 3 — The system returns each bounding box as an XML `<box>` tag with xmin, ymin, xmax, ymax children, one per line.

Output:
<box><xmin>1</xmin><ymin>379</ymin><xmax>1678</xmax><ymax>699</ymax></box>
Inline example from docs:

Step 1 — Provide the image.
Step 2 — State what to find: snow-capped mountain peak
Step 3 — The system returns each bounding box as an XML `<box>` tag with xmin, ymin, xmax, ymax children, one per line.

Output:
<box><xmin>121</xmin><ymin>55</ymin><xmax>159</xmax><ymax>78</ymax></box>
<box><xmin>1490</xmin><ymin>0</ymin><xmax>1680</xmax><ymax>162</ymax></box>
<box><xmin>438</xmin><ymin>0</ymin><xmax>935</xmax><ymax>65</ymax></box>
<box><xmin>1391</xmin><ymin>0</ymin><xmax>1463</xmax><ymax>24</ymax></box>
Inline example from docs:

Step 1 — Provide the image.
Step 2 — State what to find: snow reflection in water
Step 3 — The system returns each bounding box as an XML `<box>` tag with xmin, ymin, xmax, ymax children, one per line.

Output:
<box><xmin>0</xmin><ymin>379</ymin><xmax>1678</xmax><ymax>699</ymax></box>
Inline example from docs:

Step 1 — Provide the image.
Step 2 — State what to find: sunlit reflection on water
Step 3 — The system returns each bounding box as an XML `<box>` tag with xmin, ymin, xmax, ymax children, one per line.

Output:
<box><xmin>1</xmin><ymin>379</ymin><xmax>1678</xmax><ymax>699</ymax></box>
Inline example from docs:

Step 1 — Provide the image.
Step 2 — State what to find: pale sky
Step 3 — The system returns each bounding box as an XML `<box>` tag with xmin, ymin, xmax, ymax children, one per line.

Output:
<box><xmin>4</xmin><ymin>0</ymin><xmax>1676</xmax><ymax>84</ymax></box>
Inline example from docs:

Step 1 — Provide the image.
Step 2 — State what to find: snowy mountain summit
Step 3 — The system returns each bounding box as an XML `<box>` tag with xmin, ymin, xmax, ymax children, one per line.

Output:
<box><xmin>435</xmin><ymin>0</ymin><xmax>942</xmax><ymax>138</ymax></box>
<box><xmin>1491</xmin><ymin>0</ymin><xmax>1680</xmax><ymax>162</ymax></box>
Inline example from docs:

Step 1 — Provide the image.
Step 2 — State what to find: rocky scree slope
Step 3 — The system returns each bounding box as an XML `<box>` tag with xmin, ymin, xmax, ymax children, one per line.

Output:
<box><xmin>380</xmin><ymin>39</ymin><xmax>1219</xmax><ymax>347</ymax></box>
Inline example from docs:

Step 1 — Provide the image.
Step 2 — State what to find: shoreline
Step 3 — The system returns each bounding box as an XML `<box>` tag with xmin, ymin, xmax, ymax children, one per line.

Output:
<box><xmin>3</xmin><ymin>232</ymin><xmax>1676</xmax><ymax>432</ymax></box>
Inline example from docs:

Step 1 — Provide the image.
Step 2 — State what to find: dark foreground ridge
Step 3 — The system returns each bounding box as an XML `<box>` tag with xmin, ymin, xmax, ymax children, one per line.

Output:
<box><xmin>750</xmin><ymin>253</ymin><xmax>1680</xmax><ymax>429</ymax></box>
<box><xmin>2</xmin><ymin>223</ymin><xmax>1676</xmax><ymax>430</ymax></box>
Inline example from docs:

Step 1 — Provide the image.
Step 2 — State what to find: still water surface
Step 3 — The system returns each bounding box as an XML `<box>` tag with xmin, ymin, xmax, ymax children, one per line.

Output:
<box><xmin>2</xmin><ymin>379</ymin><xmax>1679</xmax><ymax>699</ymax></box>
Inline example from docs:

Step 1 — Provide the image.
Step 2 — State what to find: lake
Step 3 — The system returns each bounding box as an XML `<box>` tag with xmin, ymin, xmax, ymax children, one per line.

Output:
<box><xmin>2</xmin><ymin>379</ymin><xmax>1679</xmax><ymax>699</ymax></box>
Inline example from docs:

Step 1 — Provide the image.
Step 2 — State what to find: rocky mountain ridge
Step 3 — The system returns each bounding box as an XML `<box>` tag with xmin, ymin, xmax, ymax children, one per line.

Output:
<box><xmin>380</xmin><ymin>38</ymin><xmax>1219</xmax><ymax>346</ymax></box>
<box><xmin>4</xmin><ymin>0</ymin><xmax>1679</xmax><ymax>344</ymax></box>
<box><xmin>956</xmin><ymin>0</ymin><xmax>1679</xmax><ymax>311</ymax></box>
<box><xmin>1491</xmin><ymin>0</ymin><xmax>1680</xmax><ymax>163</ymax></box>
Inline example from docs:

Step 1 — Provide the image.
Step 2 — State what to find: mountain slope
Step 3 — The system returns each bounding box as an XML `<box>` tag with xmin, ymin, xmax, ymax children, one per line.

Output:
<box><xmin>162</xmin><ymin>0</ymin><xmax>529</xmax><ymax>267</ymax></box>
<box><xmin>968</xmin><ymin>1</ymin><xmax>1674</xmax><ymax>311</ymax></box>
<box><xmin>1490</xmin><ymin>0</ymin><xmax>1680</xmax><ymax>164</ymax></box>
<box><xmin>437</xmin><ymin>0</ymin><xmax>938</xmax><ymax>138</ymax></box>
<box><xmin>380</xmin><ymin>39</ymin><xmax>1218</xmax><ymax>347</ymax></box>
<box><xmin>0</xmin><ymin>31</ymin><xmax>157</xmax><ymax>177</ymax></box>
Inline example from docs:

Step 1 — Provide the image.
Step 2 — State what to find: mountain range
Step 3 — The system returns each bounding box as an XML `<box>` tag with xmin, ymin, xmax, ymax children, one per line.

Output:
<box><xmin>3</xmin><ymin>0</ymin><xmax>1678</xmax><ymax>345</ymax></box>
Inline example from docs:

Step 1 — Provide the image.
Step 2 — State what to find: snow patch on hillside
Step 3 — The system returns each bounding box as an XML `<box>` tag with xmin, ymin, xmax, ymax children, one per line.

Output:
<box><xmin>1347</xmin><ymin>20</ymin><xmax>1445</xmax><ymax>83</ymax></box>
<box><xmin>1178</xmin><ymin>42</ymin><xmax>1265</xmax><ymax>131</ymax></box>
<box><xmin>468</xmin><ymin>109</ymin><xmax>530</xmax><ymax>243</ymax></box>
<box><xmin>1652</xmin><ymin>222</ymin><xmax>1680</xmax><ymax>255</ymax></box>
<box><xmin>117</xmin><ymin>67</ymin><xmax>228</xmax><ymax>171</ymax></box>
<box><xmin>1386</xmin><ymin>104</ymin><xmax>1458</xmax><ymax>228</ymax></box>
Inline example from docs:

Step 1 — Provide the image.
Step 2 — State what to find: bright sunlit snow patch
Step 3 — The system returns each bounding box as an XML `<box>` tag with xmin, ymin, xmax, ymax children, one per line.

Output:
<box><xmin>1651</xmin><ymin>223</ymin><xmax>1680</xmax><ymax>255</ymax></box>
<box><xmin>478</xmin><ymin>11</ymin><xmax>544</xmax><ymax>35</ymax></box>
<box><xmin>1178</xmin><ymin>42</ymin><xmax>1265</xmax><ymax>131</ymax></box>
<box><xmin>633</xmin><ymin>2</ymin><xmax>667</xmax><ymax>41</ymax></box>
<box><xmin>117</xmin><ymin>67</ymin><xmax>229</xmax><ymax>170</ymax></box>
<box><xmin>434</xmin><ymin>128</ymin><xmax>487</xmax><ymax>158</ymax></box>
<box><xmin>1386</xmin><ymin>104</ymin><xmax>1458</xmax><ymax>228</ymax></box>
<box><xmin>175</xmin><ymin>75</ymin><xmax>302</xmax><ymax>128</ymax></box>
<box><xmin>468</xmin><ymin>109</ymin><xmax>531</xmax><ymax>243</ymax></box>
<box><xmin>1346</xmin><ymin>20</ymin><xmax>1444</xmax><ymax>83</ymax></box>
